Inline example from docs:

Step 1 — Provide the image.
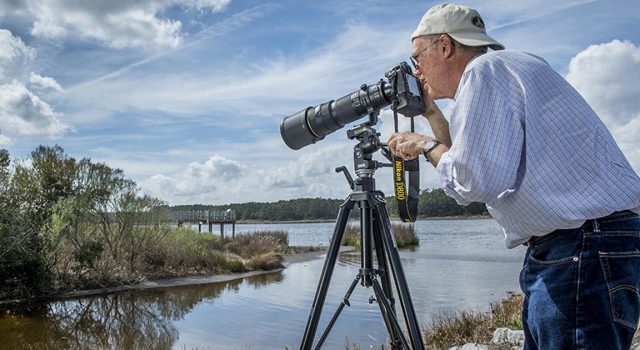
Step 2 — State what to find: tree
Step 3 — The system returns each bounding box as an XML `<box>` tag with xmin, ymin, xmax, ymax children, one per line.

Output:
<box><xmin>419</xmin><ymin>188</ymin><xmax>464</xmax><ymax>217</ymax></box>
<box><xmin>1</xmin><ymin>145</ymin><xmax>170</xmax><ymax>295</ymax></box>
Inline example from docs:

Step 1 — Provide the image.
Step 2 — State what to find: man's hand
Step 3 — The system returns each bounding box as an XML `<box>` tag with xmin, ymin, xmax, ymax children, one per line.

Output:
<box><xmin>388</xmin><ymin>132</ymin><xmax>432</xmax><ymax>160</ymax></box>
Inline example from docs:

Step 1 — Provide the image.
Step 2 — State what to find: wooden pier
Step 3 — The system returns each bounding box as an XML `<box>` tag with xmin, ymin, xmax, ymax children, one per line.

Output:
<box><xmin>171</xmin><ymin>209</ymin><xmax>237</xmax><ymax>238</ymax></box>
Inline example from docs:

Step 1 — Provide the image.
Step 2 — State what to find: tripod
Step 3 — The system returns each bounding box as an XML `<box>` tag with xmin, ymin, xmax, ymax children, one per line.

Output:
<box><xmin>300</xmin><ymin>120</ymin><xmax>425</xmax><ymax>350</ymax></box>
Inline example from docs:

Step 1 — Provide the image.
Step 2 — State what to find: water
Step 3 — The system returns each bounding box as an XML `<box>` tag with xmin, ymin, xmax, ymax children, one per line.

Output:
<box><xmin>0</xmin><ymin>219</ymin><xmax>526</xmax><ymax>349</ymax></box>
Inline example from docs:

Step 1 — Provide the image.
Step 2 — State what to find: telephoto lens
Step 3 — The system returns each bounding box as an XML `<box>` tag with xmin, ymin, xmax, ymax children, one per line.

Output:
<box><xmin>280</xmin><ymin>82</ymin><xmax>392</xmax><ymax>150</ymax></box>
<box><xmin>280</xmin><ymin>62</ymin><xmax>425</xmax><ymax>150</ymax></box>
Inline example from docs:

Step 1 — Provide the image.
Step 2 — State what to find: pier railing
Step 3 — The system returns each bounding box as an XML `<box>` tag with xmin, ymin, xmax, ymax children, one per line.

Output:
<box><xmin>170</xmin><ymin>209</ymin><xmax>236</xmax><ymax>223</ymax></box>
<box><xmin>170</xmin><ymin>209</ymin><xmax>237</xmax><ymax>237</ymax></box>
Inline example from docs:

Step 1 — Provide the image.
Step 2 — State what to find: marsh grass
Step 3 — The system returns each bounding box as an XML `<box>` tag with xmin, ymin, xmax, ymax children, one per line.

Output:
<box><xmin>225</xmin><ymin>230</ymin><xmax>288</xmax><ymax>258</ymax></box>
<box><xmin>341</xmin><ymin>222</ymin><xmax>419</xmax><ymax>249</ymax></box>
<box><xmin>422</xmin><ymin>291</ymin><xmax>524</xmax><ymax>349</ymax></box>
<box><xmin>145</xmin><ymin>229</ymin><xmax>289</xmax><ymax>277</ymax></box>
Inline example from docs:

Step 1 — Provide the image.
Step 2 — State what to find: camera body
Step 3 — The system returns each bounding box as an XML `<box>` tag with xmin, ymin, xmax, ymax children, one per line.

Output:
<box><xmin>384</xmin><ymin>62</ymin><xmax>426</xmax><ymax>117</ymax></box>
<box><xmin>280</xmin><ymin>62</ymin><xmax>426</xmax><ymax>150</ymax></box>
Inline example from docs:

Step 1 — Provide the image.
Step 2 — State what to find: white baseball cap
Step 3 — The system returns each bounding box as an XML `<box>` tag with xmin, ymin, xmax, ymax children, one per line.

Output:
<box><xmin>412</xmin><ymin>4</ymin><xmax>504</xmax><ymax>51</ymax></box>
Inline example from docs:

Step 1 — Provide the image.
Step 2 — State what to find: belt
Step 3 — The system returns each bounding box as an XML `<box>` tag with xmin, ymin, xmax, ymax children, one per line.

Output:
<box><xmin>523</xmin><ymin>210</ymin><xmax>637</xmax><ymax>248</ymax></box>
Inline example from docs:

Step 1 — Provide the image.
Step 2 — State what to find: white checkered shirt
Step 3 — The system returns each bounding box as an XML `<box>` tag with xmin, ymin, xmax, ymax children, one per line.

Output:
<box><xmin>436</xmin><ymin>51</ymin><xmax>640</xmax><ymax>248</ymax></box>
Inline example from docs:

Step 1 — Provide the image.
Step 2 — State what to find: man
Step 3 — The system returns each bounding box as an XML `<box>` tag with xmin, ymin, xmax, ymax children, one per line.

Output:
<box><xmin>388</xmin><ymin>4</ymin><xmax>640</xmax><ymax>350</ymax></box>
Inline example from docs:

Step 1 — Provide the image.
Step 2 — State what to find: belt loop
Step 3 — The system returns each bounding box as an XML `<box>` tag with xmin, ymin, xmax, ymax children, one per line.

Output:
<box><xmin>592</xmin><ymin>219</ymin><xmax>601</xmax><ymax>233</ymax></box>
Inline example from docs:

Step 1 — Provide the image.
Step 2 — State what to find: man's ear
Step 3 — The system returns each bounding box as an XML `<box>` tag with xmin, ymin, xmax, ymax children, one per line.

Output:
<box><xmin>439</xmin><ymin>34</ymin><xmax>455</xmax><ymax>59</ymax></box>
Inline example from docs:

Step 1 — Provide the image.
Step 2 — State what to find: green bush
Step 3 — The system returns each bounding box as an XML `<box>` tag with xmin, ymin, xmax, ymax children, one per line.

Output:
<box><xmin>73</xmin><ymin>241</ymin><xmax>104</xmax><ymax>269</ymax></box>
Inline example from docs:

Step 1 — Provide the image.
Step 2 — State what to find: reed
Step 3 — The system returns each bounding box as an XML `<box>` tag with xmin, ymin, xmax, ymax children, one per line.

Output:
<box><xmin>341</xmin><ymin>222</ymin><xmax>419</xmax><ymax>249</ymax></box>
<box><xmin>422</xmin><ymin>292</ymin><xmax>524</xmax><ymax>349</ymax></box>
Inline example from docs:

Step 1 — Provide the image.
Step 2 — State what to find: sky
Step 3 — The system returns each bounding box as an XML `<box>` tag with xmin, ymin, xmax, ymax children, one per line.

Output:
<box><xmin>0</xmin><ymin>0</ymin><xmax>639</xmax><ymax>206</ymax></box>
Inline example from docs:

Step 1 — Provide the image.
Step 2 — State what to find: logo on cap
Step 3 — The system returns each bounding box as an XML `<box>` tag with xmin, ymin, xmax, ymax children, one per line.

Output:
<box><xmin>472</xmin><ymin>16</ymin><xmax>485</xmax><ymax>29</ymax></box>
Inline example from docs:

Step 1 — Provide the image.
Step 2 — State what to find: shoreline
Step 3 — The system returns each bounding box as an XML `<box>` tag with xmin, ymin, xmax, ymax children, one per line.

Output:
<box><xmin>0</xmin><ymin>248</ymin><xmax>328</xmax><ymax>306</ymax></box>
<box><xmin>237</xmin><ymin>215</ymin><xmax>492</xmax><ymax>225</ymax></box>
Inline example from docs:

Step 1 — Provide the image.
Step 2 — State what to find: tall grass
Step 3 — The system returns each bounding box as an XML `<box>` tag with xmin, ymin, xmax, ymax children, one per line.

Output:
<box><xmin>143</xmin><ymin>229</ymin><xmax>289</xmax><ymax>277</ymax></box>
<box><xmin>42</xmin><ymin>228</ymin><xmax>290</xmax><ymax>293</ymax></box>
<box><xmin>341</xmin><ymin>222</ymin><xmax>419</xmax><ymax>249</ymax></box>
<box><xmin>343</xmin><ymin>291</ymin><xmax>640</xmax><ymax>350</ymax></box>
<box><xmin>224</xmin><ymin>230</ymin><xmax>288</xmax><ymax>271</ymax></box>
<box><xmin>422</xmin><ymin>292</ymin><xmax>524</xmax><ymax>349</ymax></box>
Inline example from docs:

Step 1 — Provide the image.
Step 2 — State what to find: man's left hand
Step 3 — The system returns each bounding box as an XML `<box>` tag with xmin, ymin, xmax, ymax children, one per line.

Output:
<box><xmin>388</xmin><ymin>132</ymin><xmax>432</xmax><ymax>160</ymax></box>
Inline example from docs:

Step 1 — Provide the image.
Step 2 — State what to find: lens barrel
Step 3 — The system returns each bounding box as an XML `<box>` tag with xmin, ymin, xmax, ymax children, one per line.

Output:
<box><xmin>280</xmin><ymin>81</ymin><xmax>392</xmax><ymax>150</ymax></box>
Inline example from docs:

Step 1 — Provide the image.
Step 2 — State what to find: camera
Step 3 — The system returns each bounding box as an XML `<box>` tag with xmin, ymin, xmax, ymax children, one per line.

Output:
<box><xmin>280</xmin><ymin>62</ymin><xmax>426</xmax><ymax>150</ymax></box>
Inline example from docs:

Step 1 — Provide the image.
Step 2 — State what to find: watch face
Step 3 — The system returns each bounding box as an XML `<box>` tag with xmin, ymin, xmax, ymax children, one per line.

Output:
<box><xmin>422</xmin><ymin>140</ymin><xmax>436</xmax><ymax>152</ymax></box>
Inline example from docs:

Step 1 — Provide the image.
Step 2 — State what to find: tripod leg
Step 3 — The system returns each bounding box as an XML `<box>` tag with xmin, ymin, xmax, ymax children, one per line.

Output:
<box><xmin>372</xmin><ymin>214</ymin><xmax>395</xmax><ymax>308</ymax></box>
<box><xmin>371</xmin><ymin>210</ymin><xmax>403</xmax><ymax>344</ymax></box>
<box><xmin>374</xmin><ymin>202</ymin><xmax>425</xmax><ymax>350</ymax></box>
<box><xmin>315</xmin><ymin>275</ymin><xmax>361</xmax><ymax>349</ymax></box>
<box><xmin>360</xmin><ymin>204</ymin><xmax>374</xmax><ymax>286</ymax></box>
<box><xmin>371</xmin><ymin>278</ymin><xmax>410</xmax><ymax>350</ymax></box>
<box><xmin>300</xmin><ymin>199</ymin><xmax>355</xmax><ymax>350</ymax></box>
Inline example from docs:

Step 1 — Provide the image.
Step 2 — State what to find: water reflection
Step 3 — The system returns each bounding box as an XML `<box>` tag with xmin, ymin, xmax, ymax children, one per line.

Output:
<box><xmin>0</xmin><ymin>272</ymin><xmax>283</xmax><ymax>350</ymax></box>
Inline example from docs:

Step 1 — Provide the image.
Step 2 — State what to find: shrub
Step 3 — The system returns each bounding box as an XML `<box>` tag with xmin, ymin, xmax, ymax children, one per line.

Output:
<box><xmin>73</xmin><ymin>240</ymin><xmax>104</xmax><ymax>269</ymax></box>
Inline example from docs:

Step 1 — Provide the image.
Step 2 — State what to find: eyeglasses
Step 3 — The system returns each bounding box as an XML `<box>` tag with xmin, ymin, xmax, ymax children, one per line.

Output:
<box><xmin>410</xmin><ymin>46</ymin><xmax>428</xmax><ymax>70</ymax></box>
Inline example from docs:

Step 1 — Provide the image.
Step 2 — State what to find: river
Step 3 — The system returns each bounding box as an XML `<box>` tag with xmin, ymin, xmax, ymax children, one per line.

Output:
<box><xmin>0</xmin><ymin>219</ymin><xmax>526</xmax><ymax>349</ymax></box>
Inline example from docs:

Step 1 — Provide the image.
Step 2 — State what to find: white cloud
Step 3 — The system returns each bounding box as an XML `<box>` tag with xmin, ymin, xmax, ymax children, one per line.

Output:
<box><xmin>0</xmin><ymin>29</ymin><xmax>68</xmax><ymax>143</ymax></box>
<box><xmin>0</xmin><ymin>81</ymin><xmax>69</xmax><ymax>138</ymax></box>
<box><xmin>29</xmin><ymin>72</ymin><xmax>62</xmax><ymax>92</ymax></box>
<box><xmin>144</xmin><ymin>154</ymin><xmax>247</xmax><ymax>198</ymax></box>
<box><xmin>138</xmin><ymin>133</ymin><xmax>446</xmax><ymax>205</ymax></box>
<box><xmin>142</xmin><ymin>144</ymin><xmax>359</xmax><ymax>204</ymax></box>
<box><xmin>566</xmin><ymin>39</ymin><xmax>640</xmax><ymax>171</ymax></box>
<box><xmin>7</xmin><ymin>0</ymin><xmax>231</xmax><ymax>50</ymax></box>
<box><xmin>0</xmin><ymin>29</ymin><xmax>35</xmax><ymax>80</ymax></box>
<box><xmin>186</xmin><ymin>0</ymin><xmax>231</xmax><ymax>12</ymax></box>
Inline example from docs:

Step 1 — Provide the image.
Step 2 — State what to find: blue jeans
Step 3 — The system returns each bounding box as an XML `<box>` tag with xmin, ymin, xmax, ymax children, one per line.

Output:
<box><xmin>520</xmin><ymin>211</ymin><xmax>640</xmax><ymax>350</ymax></box>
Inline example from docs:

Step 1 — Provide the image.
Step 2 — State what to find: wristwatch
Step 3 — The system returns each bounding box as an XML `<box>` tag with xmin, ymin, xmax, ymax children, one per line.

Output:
<box><xmin>421</xmin><ymin>139</ymin><xmax>441</xmax><ymax>163</ymax></box>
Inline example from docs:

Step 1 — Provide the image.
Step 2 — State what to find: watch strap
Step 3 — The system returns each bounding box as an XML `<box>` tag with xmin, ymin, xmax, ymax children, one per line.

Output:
<box><xmin>422</xmin><ymin>139</ymin><xmax>441</xmax><ymax>162</ymax></box>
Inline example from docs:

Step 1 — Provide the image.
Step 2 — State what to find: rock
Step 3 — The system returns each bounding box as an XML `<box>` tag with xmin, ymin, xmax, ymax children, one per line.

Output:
<box><xmin>448</xmin><ymin>344</ymin><xmax>490</xmax><ymax>350</ymax></box>
<box><xmin>492</xmin><ymin>327</ymin><xmax>525</xmax><ymax>347</ymax></box>
<box><xmin>448</xmin><ymin>328</ymin><xmax>526</xmax><ymax>350</ymax></box>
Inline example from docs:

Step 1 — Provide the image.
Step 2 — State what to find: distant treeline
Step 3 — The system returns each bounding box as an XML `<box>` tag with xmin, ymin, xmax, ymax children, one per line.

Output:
<box><xmin>172</xmin><ymin>189</ymin><xmax>488</xmax><ymax>222</ymax></box>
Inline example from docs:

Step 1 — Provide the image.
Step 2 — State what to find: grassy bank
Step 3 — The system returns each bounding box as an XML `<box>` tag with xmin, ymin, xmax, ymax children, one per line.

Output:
<box><xmin>365</xmin><ymin>291</ymin><xmax>639</xmax><ymax>350</ymax></box>
<box><xmin>0</xmin><ymin>228</ymin><xmax>293</xmax><ymax>302</ymax></box>
<box><xmin>341</xmin><ymin>222</ymin><xmax>420</xmax><ymax>249</ymax></box>
<box><xmin>422</xmin><ymin>291</ymin><xmax>523</xmax><ymax>349</ymax></box>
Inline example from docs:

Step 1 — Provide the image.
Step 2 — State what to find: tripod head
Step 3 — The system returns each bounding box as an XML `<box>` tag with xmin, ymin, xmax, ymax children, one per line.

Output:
<box><xmin>350</xmin><ymin>129</ymin><xmax>392</xmax><ymax>178</ymax></box>
<box><xmin>337</xmin><ymin>112</ymin><xmax>392</xmax><ymax>186</ymax></box>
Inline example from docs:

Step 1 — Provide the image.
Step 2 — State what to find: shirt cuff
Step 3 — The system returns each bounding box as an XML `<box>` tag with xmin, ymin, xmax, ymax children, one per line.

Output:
<box><xmin>436</xmin><ymin>151</ymin><xmax>472</xmax><ymax>206</ymax></box>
